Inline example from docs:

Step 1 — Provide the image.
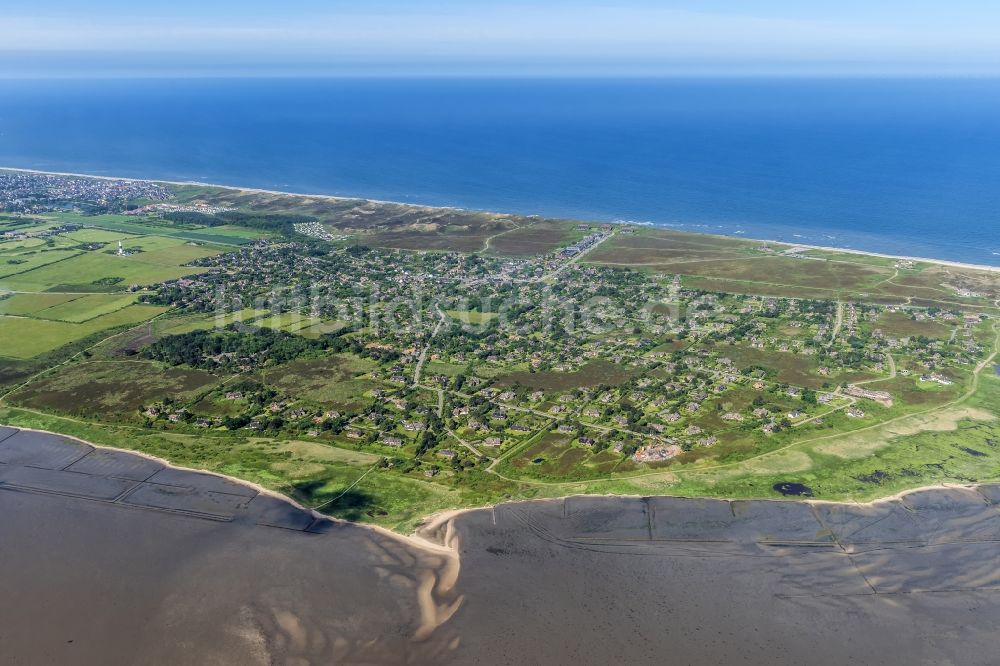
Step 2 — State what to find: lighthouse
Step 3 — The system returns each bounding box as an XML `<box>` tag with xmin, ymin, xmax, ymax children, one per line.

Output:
<box><xmin>117</xmin><ymin>240</ymin><xmax>125</xmax><ymax>256</ymax></box>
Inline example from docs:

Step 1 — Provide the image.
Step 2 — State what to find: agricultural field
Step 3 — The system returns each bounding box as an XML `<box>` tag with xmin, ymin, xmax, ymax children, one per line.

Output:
<box><xmin>153</xmin><ymin>308</ymin><xmax>272</xmax><ymax>335</ymax></box>
<box><xmin>254</xmin><ymin>311</ymin><xmax>314</xmax><ymax>332</ymax></box>
<box><xmin>32</xmin><ymin>294</ymin><xmax>139</xmax><ymax>322</ymax></box>
<box><xmin>0</xmin><ymin>214</ymin><xmax>233</xmax><ymax>362</ymax></box>
<box><xmin>0</xmin><ymin>292</ymin><xmax>80</xmax><ymax>315</ymax></box>
<box><xmin>0</xmin><ymin>247</ymin><xmax>211</xmax><ymax>292</ymax></box>
<box><xmin>0</xmin><ymin>248</ymin><xmax>82</xmax><ymax>279</ymax></box>
<box><xmin>0</xmin><ymin>305</ymin><xmax>169</xmax><ymax>358</ymax></box>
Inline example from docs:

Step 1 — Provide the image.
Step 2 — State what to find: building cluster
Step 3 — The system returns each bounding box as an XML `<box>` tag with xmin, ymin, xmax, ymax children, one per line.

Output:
<box><xmin>131</xmin><ymin>226</ymin><xmax>991</xmax><ymax>469</ymax></box>
<box><xmin>125</xmin><ymin>203</ymin><xmax>234</xmax><ymax>216</ymax></box>
<box><xmin>0</xmin><ymin>172</ymin><xmax>170</xmax><ymax>213</ymax></box>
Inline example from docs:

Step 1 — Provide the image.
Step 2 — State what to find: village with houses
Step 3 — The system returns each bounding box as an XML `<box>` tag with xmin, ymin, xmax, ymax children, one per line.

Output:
<box><xmin>131</xmin><ymin>225</ymin><xmax>994</xmax><ymax>483</ymax></box>
<box><xmin>2</xmin><ymin>171</ymin><xmax>997</xmax><ymax>520</ymax></box>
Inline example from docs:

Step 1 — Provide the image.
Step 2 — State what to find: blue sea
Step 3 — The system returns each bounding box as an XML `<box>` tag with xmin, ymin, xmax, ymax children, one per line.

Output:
<box><xmin>1</xmin><ymin>77</ymin><xmax>999</xmax><ymax>266</ymax></box>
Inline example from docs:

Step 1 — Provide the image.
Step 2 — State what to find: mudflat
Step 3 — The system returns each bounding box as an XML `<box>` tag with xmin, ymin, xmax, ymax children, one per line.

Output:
<box><xmin>0</xmin><ymin>427</ymin><xmax>462</xmax><ymax>665</ymax></box>
<box><xmin>4</xmin><ymin>428</ymin><xmax>1000</xmax><ymax>665</ymax></box>
<box><xmin>438</xmin><ymin>495</ymin><xmax>1000</xmax><ymax>665</ymax></box>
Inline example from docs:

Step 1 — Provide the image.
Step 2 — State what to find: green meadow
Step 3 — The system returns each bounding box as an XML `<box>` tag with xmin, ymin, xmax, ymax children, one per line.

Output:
<box><xmin>0</xmin><ymin>305</ymin><xmax>169</xmax><ymax>359</ymax></box>
<box><xmin>33</xmin><ymin>294</ymin><xmax>139</xmax><ymax>322</ymax></box>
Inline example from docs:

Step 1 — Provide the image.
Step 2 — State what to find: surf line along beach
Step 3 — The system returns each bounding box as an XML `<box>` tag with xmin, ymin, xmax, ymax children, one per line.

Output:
<box><xmin>2</xmin><ymin>166</ymin><xmax>999</xmax><ymax>273</ymax></box>
<box><xmin>6</xmin><ymin>425</ymin><xmax>1000</xmax><ymax>664</ymax></box>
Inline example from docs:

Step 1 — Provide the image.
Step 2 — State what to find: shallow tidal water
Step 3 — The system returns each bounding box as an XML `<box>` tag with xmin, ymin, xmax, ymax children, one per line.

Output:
<box><xmin>4</xmin><ymin>426</ymin><xmax>1000</xmax><ymax>665</ymax></box>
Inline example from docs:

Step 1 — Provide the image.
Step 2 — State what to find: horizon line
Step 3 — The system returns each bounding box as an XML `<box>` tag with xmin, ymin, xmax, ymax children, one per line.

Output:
<box><xmin>4</xmin><ymin>71</ymin><xmax>1000</xmax><ymax>81</ymax></box>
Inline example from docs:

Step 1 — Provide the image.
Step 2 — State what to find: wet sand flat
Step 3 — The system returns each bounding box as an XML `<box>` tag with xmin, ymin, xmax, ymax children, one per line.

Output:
<box><xmin>0</xmin><ymin>428</ymin><xmax>462</xmax><ymax>665</ymax></box>
<box><xmin>436</xmin><ymin>495</ymin><xmax>1000</xmax><ymax>665</ymax></box>
<box><xmin>5</xmin><ymin>427</ymin><xmax>1000</xmax><ymax>665</ymax></box>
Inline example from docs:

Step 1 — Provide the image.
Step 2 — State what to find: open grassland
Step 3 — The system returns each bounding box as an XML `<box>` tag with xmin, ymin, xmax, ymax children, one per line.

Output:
<box><xmin>170</xmin><ymin>183</ymin><xmax>583</xmax><ymax>255</ymax></box>
<box><xmin>9</xmin><ymin>360</ymin><xmax>218</xmax><ymax>418</ymax></box>
<box><xmin>445</xmin><ymin>309</ymin><xmax>498</xmax><ymax>325</ymax></box>
<box><xmin>258</xmin><ymin>354</ymin><xmax>381</xmax><ymax>411</ymax></box>
<box><xmin>295</xmin><ymin>320</ymin><xmax>347</xmax><ymax>339</ymax></box>
<box><xmin>0</xmin><ymin>236</ymin><xmax>48</xmax><ymax>252</ymax></box>
<box><xmin>254</xmin><ymin>312</ymin><xmax>313</xmax><ymax>332</ymax></box>
<box><xmin>423</xmin><ymin>360</ymin><xmax>468</xmax><ymax>377</ymax></box>
<box><xmin>483</xmin><ymin>220</ymin><xmax>584</xmax><ymax>256</ymax></box>
<box><xmin>62</xmin><ymin>228</ymin><xmax>142</xmax><ymax>243</ymax></box>
<box><xmin>0</xmin><ymin>292</ymin><xmax>79</xmax><ymax>315</ymax></box>
<box><xmin>0</xmin><ymin>249</ymin><xmax>82</xmax><ymax>279</ymax></box>
<box><xmin>0</xmin><ymin>244</ymin><xmax>216</xmax><ymax>292</ymax></box>
<box><xmin>504</xmin><ymin>432</ymin><xmax>627</xmax><ymax>482</ymax></box>
<box><xmin>32</xmin><ymin>293</ymin><xmax>138</xmax><ymax>322</ymax></box>
<box><xmin>0</xmin><ymin>318</ymin><xmax>87</xmax><ymax>359</ymax></box>
<box><xmin>46</xmin><ymin>212</ymin><xmax>256</xmax><ymax>246</ymax></box>
<box><xmin>0</xmin><ymin>305</ymin><xmax>168</xmax><ymax>359</ymax></box>
<box><xmin>717</xmin><ymin>343</ymin><xmax>876</xmax><ymax>388</ymax></box>
<box><xmin>876</xmin><ymin>311</ymin><xmax>954</xmax><ymax>338</ymax></box>
<box><xmin>798</xmin><ymin>248</ymin><xmax>904</xmax><ymax>267</ymax></box>
<box><xmin>681</xmin><ymin>275</ymin><xmax>868</xmax><ymax>301</ymax></box>
<box><xmin>154</xmin><ymin>308</ymin><xmax>271</xmax><ymax>335</ymax></box>
<box><xmin>649</xmin><ymin>256</ymin><xmax>887</xmax><ymax>293</ymax></box>
<box><xmin>369</xmin><ymin>227</ymin><xmax>503</xmax><ymax>253</ymax></box>
<box><xmin>588</xmin><ymin>228</ymin><xmax>759</xmax><ymax>264</ymax></box>
<box><xmin>200</xmin><ymin>224</ymin><xmax>267</xmax><ymax>239</ymax></box>
<box><xmin>498</xmin><ymin>359</ymin><xmax>637</xmax><ymax>390</ymax></box>
<box><xmin>586</xmin><ymin>227</ymin><xmax>1000</xmax><ymax>310</ymax></box>
<box><xmin>130</xmin><ymin>243</ymin><xmax>219</xmax><ymax>267</ymax></box>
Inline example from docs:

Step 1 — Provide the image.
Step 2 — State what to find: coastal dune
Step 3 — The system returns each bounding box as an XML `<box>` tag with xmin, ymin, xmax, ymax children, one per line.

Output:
<box><xmin>3</xmin><ymin>166</ymin><xmax>999</xmax><ymax>273</ymax></box>
<box><xmin>5</xmin><ymin>427</ymin><xmax>1000</xmax><ymax>664</ymax></box>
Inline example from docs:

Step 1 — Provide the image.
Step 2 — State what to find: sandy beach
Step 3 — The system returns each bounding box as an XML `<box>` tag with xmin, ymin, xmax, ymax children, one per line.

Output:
<box><xmin>4</xmin><ymin>166</ymin><xmax>999</xmax><ymax>274</ymax></box>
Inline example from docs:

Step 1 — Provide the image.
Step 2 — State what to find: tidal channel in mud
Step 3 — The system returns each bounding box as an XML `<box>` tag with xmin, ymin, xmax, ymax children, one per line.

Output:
<box><xmin>4</xmin><ymin>426</ymin><xmax>1000</xmax><ymax>665</ymax></box>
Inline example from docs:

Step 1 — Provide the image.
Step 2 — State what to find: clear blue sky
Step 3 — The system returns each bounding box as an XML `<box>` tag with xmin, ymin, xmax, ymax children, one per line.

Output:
<box><xmin>3</xmin><ymin>1</ymin><xmax>1000</xmax><ymax>77</ymax></box>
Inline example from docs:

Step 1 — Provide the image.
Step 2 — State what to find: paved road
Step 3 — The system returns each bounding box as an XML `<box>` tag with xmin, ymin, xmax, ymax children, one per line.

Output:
<box><xmin>534</xmin><ymin>231</ymin><xmax>614</xmax><ymax>283</ymax></box>
<box><xmin>413</xmin><ymin>304</ymin><xmax>448</xmax><ymax>386</ymax></box>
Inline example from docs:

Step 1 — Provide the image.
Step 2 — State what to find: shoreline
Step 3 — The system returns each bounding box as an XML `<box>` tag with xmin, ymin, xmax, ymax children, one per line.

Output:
<box><xmin>3</xmin><ymin>423</ymin><xmax>996</xmax><ymax>541</ymax></box>
<box><xmin>752</xmin><ymin>240</ymin><xmax>1000</xmax><ymax>274</ymax></box>
<box><xmin>0</xmin><ymin>423</ymin><xmax>459</xmax><ymax>557</ymax></box>
<box><xmin>3</xmin><ymin>165</ymin><xmax>999</xmax><ymax>273</ymax></box>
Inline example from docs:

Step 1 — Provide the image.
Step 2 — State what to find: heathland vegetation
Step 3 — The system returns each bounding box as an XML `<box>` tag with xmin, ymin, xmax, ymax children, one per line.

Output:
<box><xmin>1</xmin><ymin>170</ymin><xmax>997</xmax><ymax>531</ymax></box>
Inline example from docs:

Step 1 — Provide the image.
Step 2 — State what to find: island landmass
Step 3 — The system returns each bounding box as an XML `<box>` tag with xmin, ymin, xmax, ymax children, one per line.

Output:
<box><xmin>1</xmin><ymin>168</ymin><xmax>997</xmax><ymax>533</ymax></box>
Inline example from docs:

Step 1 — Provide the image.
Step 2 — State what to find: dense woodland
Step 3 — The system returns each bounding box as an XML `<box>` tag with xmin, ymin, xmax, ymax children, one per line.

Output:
<box><xmin>139</xmin><ymin>325</ymin><xmax>351</xmax><ymax>370</ymax></box>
